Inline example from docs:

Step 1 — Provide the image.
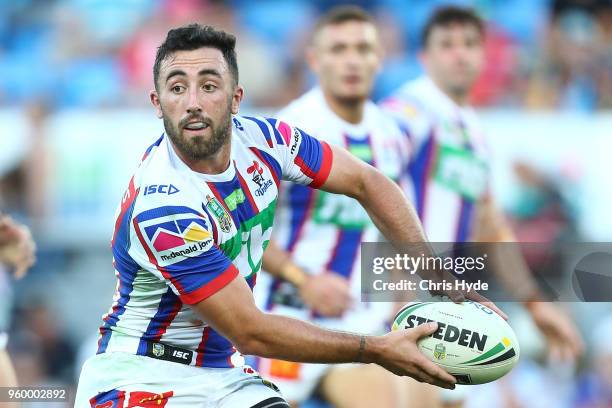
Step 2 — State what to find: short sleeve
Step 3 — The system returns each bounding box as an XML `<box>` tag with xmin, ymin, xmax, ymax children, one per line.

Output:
<box><xmin>129</xmin><ymin>205</ymin><xmax>238</xmax><ymax>304</ymax></box>
<box><xmin>272</xmin><ymin>119</ymin><xmax>333</xmax><ymax>188</ymax></box>
<box><xmin>380</xmin><ymin>96</ymin><xmax>433</xmax><ymax>154</ymax></box>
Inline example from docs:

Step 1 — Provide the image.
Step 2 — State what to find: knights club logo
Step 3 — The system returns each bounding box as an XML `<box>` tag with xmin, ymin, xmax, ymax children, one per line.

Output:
<box><xmin>247</xmin><ymin>160</ymin><xmax>273</xmax><ymax>197</ymax></box>
<box><xmin>247</xmin><ymin>160</ymin><xmax>265</xmax><ymax>187</ymax></box>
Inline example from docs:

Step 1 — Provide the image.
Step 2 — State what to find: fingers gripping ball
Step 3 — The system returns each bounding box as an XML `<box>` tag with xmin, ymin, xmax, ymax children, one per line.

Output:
<box><xmin>392</xmin><ymin>301</ymin><xmax>520</xmax><ymax>385</ymax></box>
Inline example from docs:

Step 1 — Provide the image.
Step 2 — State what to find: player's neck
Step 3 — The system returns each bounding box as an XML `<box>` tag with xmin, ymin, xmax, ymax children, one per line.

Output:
<box><xmin>429</xmin><ymin>76</ymin><xmax>470</xmax><ymax>106</ymax></box>
<box><xmin>171</xmin><ymin>139</ymin><xmax>232</xmax><ymax>175</ymax></box>
<box><xmin>322</xmin><ymin>91</ymin><xmax>366</xmax><ymax>125</ymax></box>
<box><xmin>446</xmin><ymin>90</ymin><xmax>469</xmax><ymax>106</ymax></box>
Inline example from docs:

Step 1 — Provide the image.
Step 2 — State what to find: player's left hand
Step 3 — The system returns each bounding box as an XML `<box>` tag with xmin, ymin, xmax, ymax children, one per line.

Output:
<box><xmin>525</xmin><ymin>301</ymin><xmax>584</xmax><ymax>362</ymax></box>
<box><xmin>0</xmin><ymin>216</ymin><xmax>36</xmax><ymax>279</ymax></box>
<box><xmin>426</xmin><ymin>269</ymin><xmax>508</xmax><ymax>321</ymax></box>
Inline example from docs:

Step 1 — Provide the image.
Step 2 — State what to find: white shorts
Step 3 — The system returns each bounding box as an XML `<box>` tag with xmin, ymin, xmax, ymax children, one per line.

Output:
<box><xmin>75</xmin><ymin>352</ymin><xmax>289</xmax><ymax>408</ymax></box>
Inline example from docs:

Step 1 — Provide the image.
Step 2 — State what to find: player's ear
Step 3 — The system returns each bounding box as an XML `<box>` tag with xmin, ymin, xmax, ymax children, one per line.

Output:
<box><xmin>418</xmin><ymin>49</ymin><xmax>429</xmax><ymax>70</ymax></box>
<box><xmin>306</xmin><ymin>45</ymin><xmax>319</xmax><ymax>74</ymax></box>
<box><xmin>150</xmin><ymin>90</ymin><xmax>163</xmax><ymax>119</ymax></box>
<box><xmin>231</xmin><ymin>85</ymin><xmax>244</xmax><ymax>115</ymax></box>
<box><xmin>374</xmin><ymin>39</ymin><xmax>384</xmax><ymax>74</ymax></box>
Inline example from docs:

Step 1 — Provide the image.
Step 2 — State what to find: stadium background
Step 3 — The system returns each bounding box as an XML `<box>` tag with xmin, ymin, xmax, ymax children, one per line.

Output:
<box><xmin>1</xmin><ymin>0</ymin><xmax>611</xmax><ymax>406</ymax></box>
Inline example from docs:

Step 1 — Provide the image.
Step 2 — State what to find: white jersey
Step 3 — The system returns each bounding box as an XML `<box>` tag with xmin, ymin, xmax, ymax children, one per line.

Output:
<box><xmin>382</xmin><ymin>76</ymin><xmax>490</xmax><ymax>242</ymax></box>
<box><xmin>258</xmin><ymin>87</ymin><xmax>408</xmax><ymax>323</ymax></box>
<box><xmin>97</xmin><ymin>115</ymin><xmax>332</xmax><ymax>369</ymax></box>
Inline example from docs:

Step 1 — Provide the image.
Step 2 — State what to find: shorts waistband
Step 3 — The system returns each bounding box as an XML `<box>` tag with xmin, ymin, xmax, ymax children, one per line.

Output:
<box><xmin>143</xmin><ymin>341</ymin><xmax>197</xmax><ymax>366</ymax></box>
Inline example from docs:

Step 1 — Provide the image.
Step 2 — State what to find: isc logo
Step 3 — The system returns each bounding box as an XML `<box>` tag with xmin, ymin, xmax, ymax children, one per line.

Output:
<box><xmin>172</xmin><ymin>350</ymin><xmax>190</xmax><ymax>360</ymax></box>
<box><xmin>144</xmin><ymin>184</ymin><xmax>180</xmax><ymax>196</ymax></box>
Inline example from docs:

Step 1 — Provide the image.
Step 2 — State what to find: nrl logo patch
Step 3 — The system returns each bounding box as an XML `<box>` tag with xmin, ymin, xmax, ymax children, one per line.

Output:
<box><xmin>206</xmin><ymin>194</ymin><xmax>233</xmax><ymax>233</ymax></box>
<box><xmin>434</xmin><ymin>343</ymin><xmax>446</xmax><ymax>360</ymax></box>
<box><xmin>152</xmin><ymin>343</ymin><xmax>165</xmax><ymax>357</ymax></box>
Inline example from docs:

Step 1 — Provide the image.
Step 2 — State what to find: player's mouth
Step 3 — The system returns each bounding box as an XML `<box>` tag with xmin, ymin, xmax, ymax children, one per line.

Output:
<box><xmin>343</xmin><ymin>74</ymin><xmax>363</xmax><ymax>86</ymax></box>
<box><xmin>183</xmin><ymin>120</ymin><xmax>210</xmax><ymax>135</ymax></box>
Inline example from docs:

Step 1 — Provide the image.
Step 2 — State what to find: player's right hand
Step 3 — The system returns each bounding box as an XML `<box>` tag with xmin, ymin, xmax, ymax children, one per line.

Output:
<box><xmin>299</xmin><ymin>272</ymin><xmax>353</xmax><ymax>317</ymax></box>
<box><xmin>375</xmin><ymin>322</ymin><xmax>457</xmax><ymax>389</ymax></box>
<box><xmin>0</xmin><ymin>216</ymin><xmax>36</xmax><ymax>279</ymax></box>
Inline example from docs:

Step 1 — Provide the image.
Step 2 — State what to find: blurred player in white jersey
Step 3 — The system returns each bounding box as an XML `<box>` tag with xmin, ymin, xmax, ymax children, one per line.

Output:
<box><xmin>0</xmin><ymin>214</ymin><xmax>36</xmax><ymax>389</ymax></box>
<box><xmin>255</xmin><ymin>6</ymin><xmax>410</xmax><ymax>408</ymax></box>
<box><xmin>382</xmin><ymin>6</ymin><xmax>583</xmax><ymax>406</ymax></box>
<box><xmin>73</xmin><ymin>23</ymin><xmax>489</xmax><ymax>408</ymax></box>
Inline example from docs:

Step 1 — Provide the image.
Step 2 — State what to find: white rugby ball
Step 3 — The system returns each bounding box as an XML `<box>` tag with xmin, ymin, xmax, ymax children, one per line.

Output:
<box><xmin>392</xmin><ymin>301</ymin><xmax>519</xmax><ymax>385</ymax></box>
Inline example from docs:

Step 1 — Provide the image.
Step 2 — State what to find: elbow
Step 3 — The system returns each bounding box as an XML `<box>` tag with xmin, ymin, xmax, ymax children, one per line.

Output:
<box><xmin>352</xmin><ymin>165</ymin><xmax>386</xmax><ymax>202</ymax></box>
<box><xmin>233</xmin><ymin>335</ymin><xmax>263</xmax><ymax>357</ymax></box>
<box><xmin>348</xmin><ymin>164</ymin><xmax>374</xmax><ymax>201</ymax></box>
<box><xmin>230</xmin><ymin>316</ymin><xmax>268</xmax><ymax>357</ymax></box>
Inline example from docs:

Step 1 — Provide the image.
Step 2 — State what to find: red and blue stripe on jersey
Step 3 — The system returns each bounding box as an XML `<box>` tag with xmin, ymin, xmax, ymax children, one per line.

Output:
<box><xmin>98</xmin><ymin>177</ymin><xmax>140</xmax><ymax>354</ymax></box>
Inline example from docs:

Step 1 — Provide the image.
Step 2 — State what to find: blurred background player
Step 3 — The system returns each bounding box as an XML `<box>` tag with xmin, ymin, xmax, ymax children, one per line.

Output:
<box><xmin>381</xmin><ymin>5</ymin><xmax>584</xmax><ymax>406</ymax></box>
<box><xmin>0</xmin><ymin>214</ymin><xmax>36</xmax><ymax>389</ymax></box>
<box><xmin>255</xmin><ymin>6</ymin><xmax>409</xmax><ymax>408</ymax></box>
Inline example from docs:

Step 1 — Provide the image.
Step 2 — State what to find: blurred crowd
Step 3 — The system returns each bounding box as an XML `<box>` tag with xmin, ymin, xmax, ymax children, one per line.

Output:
<box><xmin>1</xmin><ymin>0</ymin><xmax>611</xmax><ymax>110</ymax></box>
<box><xmin>1</xmin><ymin>1</ymin><xmax>612</xmax><ymax>407</ymax></box>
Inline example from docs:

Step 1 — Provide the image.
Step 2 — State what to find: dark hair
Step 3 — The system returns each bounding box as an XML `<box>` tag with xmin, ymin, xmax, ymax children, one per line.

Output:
<box><xmin>153</xmin><ymin>24</ymin><xmax>239</xmax><ymax>89</ymax></box>
<box><xmin>421</xmin><ymin>6</ymin><xmax>484</xmax><ymax>48</ymax></box>
<box><xmin>313</xmin><ymin>5</ymin><xmax>374</xmax><ymax>38</ymax></box>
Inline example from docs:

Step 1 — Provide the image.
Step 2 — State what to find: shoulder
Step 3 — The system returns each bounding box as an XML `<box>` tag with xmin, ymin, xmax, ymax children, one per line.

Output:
<box><xmin>277</xmin><ymin>88</ymin><xmax>323</xmax><ymax>131</ymax></box>
<box><xmin>131</xmin><ymin>145</ymin><xmax>206</xmax><ymax>225</ymax></box>
<box><xmin>381</xmin><ymin>79</ymin><xmax>431</xmax><ymax>120</ymax></box>
<box><xmin>367</xmin><ymin>101</ymin><xmax>404</xmax><ymax>133</ymax></box>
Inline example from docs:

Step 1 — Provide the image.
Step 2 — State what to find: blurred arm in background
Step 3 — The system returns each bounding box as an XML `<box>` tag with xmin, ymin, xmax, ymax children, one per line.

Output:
<box><xmin>0</xmin><ymin>215</ymin><xmax>36</xmax><ymax>280</ymax></box>
<box><xmin>472</xmin><ymin>194</ymin><xmax>584</xmax><ymax>362</ymax></box>
<box><xmin>262</xmin><ymin>239</ymin><xmax>354</xmax><ymax>317</ymax></box>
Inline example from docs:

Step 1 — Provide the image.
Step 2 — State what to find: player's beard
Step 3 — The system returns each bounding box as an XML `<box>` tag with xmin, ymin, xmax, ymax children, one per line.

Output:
<box><xmin>162</xmin><ymin>103</ymin><xmax>232</xmax><ymax>162</ymax></box>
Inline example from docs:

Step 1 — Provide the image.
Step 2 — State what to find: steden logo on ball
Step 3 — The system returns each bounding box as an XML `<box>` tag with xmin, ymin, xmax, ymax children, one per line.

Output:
<box><xmin>392</xmin><ymin>301</ymin><xmax>520</xmax><ymax>385</ymax></box>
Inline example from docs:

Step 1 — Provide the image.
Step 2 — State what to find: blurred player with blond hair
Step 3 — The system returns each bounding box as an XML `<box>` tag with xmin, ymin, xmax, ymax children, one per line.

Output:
<box><xmin>256</xmin><ymin>6</ymin><xmax>411</xmax><ymax>408</ymax></box>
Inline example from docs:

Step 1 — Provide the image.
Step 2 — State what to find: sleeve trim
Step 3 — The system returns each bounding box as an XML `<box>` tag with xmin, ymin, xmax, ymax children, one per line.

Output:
<box><xmin>309</xmin><ymin>141</ymin><xmax>333</xmax><ymax>189</ymax></box>
<box><xmin>180</xmin><ymin>264</ymin><xmax>240</xmax><ymax>305</ymax></box>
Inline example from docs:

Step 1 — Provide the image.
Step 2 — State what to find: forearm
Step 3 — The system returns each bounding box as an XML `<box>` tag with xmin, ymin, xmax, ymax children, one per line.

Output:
<box><xmin>489</xmin><ymin>232</ymin><xmax>542</xmax><ymax>302</ymax></box>
<box><xmin>241</xmin><ymin>311</ymin><xmax>380</xmax><ymax>364</ymax></box>
<box><xmin>262</xmin><ymin>240</ymin><xmax>307</xmax><ymax>287</ymax></box>
<box><xmin>473</xmin><ymin>200</ymin><xmax>542</xmax><ymax>301</ymax></box>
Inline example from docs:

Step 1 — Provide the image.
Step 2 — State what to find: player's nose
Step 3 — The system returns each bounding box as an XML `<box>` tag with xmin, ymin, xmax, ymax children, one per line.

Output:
<box><xmin>186</xmin><ymin>88</ymin><xmax>203</xmax><ymax>114</ymax></box>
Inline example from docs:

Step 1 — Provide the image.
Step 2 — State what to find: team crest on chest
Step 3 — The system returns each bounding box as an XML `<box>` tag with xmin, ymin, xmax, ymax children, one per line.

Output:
<box><xmin>206</xmin><ymin>195</ymin><xmax>233</xmax><ymax>233</ymax></box>
<box><xmin>247</xmin><ymin>160</ymin><xmax>273</xmax><ymax>197</ymax></box>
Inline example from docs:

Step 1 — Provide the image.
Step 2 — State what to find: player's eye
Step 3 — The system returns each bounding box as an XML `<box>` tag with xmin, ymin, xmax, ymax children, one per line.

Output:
<box><xmin>330</xmin><ymin>44</ymin><xmax>346</xmax><ymax>54</ymax></box>
<box><xmin>203</xmin><ymin>83</ymin><xmax>217</xmax><ymax>92</ymax></box>
<box><xmin>171</xmin><ymin>85</ymin><xmax>185</xmax><ymax>94</ymax></box>
<box><xmin>465</xmin><ymin>37</ymin><xmax>479</xmax><ymax>48</ymax></box>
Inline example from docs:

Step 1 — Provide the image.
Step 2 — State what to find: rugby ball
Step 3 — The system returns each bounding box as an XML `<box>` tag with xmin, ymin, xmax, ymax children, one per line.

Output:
<box><xmin>392</xmin><ymin>301</ymin><xmax>519</xmax><ymax>385</ymax></box>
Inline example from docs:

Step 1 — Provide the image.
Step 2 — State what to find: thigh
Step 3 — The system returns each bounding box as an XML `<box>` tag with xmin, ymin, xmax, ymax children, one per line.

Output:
<box><xmin>76</xmin><ymin>353</ymin><xmax>208</xmax><ymax>408</ymax></box>
<box><xmin>216</xmin><ymin>370</ymin><xmax>289</xmax><ymax>408</ymax></box>
<box><xmin>320</xmin><ymin>364</ymin><xmax>397</xmax><ymax>408</ymax></box>
<box><xmin>396</xmin><ymin>376</ymin><xmax>442</xmax><ymax>408</ymax></box>
<box><xmin>256</xmin><ymin>358</ymin><xmax>328</xmax><ymax>404</ymax></box>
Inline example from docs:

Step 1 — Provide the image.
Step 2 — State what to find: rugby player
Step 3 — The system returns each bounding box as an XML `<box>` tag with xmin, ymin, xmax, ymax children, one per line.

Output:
<box><xmin>74</xmin><ymin>23</ymin><xmax>486</xmax><ymax>408</ymax></box>
<box><xmin>0</xmin><ymin>214</ymin><xmax>36</xmax><ymax>389</ymax></box>
<box><xmin>382</xmin><ymin>5</ymin><xmax>583</xmax><ymax>406</ymax></box>
<box><xmin>255</xmin><ymin>6</ymin><xmax>410</xmax><ymax>408</ymax></box>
